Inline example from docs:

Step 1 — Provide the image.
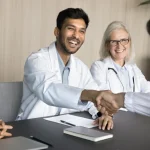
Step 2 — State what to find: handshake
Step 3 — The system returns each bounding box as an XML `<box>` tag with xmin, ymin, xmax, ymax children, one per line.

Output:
<box><xmin>81</xmin><ymin>90</ymin><xmax>125</xmax><ymax>115</ymax></box>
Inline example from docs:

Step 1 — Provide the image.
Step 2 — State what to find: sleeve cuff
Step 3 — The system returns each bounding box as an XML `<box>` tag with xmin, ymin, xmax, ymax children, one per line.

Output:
<box><xmin>124</xmin><ymin>92</ymin><xmax>134</xmax><ymax>112</ymax></box>
<box><xmin>78</xmin><ymin>89</ymin><xmax>88</xmax><ymax>106</ymax></box>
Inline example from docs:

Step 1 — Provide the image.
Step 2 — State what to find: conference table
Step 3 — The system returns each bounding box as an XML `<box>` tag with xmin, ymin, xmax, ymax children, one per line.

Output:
<box><xmin>9</xmin><ymin>110</ymin><xmax>150</xmax><ymax>150</ymax></box>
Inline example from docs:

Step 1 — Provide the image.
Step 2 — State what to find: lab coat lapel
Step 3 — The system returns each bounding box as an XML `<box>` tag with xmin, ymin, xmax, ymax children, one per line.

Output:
<box><xmin>125</xmin><ymin>64</ymin><xmax>135</xmax><ymax>90</ymax></box>
<box><xmin>126</xmin><ymin>64</ymin><xmax>140</xmax><ymax>92</ymax></box>
<box><xmin>104</xmin><ymin>57</ymin><xmax>117</xmax><ymax>71</ymax></box>
<box><xmin>68</xmin><ymin>55</ymin><xmax>81</xmax><ymax>87</ymax></box>
<box><xmin>48</xmin><ymin>42</ymin><xmax>62</xmax><ymax>82</ymax></box>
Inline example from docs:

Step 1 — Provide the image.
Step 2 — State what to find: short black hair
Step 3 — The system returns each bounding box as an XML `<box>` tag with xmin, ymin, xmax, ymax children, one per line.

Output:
<box><xmin>56</xmin><ymin>8</ymin><xmax>90</xmax><ymax>29</ymax></box>
<box><xmin>146</xmin><ymin>19</ymin><xmax>150</xmax><ymax>35</ymax></box>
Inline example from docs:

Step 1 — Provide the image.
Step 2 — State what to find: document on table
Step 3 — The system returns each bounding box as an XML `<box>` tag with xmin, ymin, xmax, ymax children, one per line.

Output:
<box><xmin>44</xmin><ymin>114</ymin><xmax>98</xmax><ymax>128</ymax></box>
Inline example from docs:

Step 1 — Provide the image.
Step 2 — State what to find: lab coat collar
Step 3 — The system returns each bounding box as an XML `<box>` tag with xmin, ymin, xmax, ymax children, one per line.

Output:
<box><xmin>103</xmin><ymin>57</ymin><xmax>116</xmax><ymax>70</ymax></box>
<box><xmin>56</xmin><ymin>49</ymin><xmax>71</xmax><ymax>71</ymax></box>
<box><xmin>103</xmin><ymin>56</ymin><xmax>133</xmax><ymax>72</ymax></box>
<box><xmin>48</xmin><ymin>42</ymin><xmax>81</xmax><ymax>87</ymax></box>
<box><xmin>104</xmin><ymin>56</ymin><xmax>134</xmax><ymax>89</ymax></box>
<box><xmin>48</xmin><ymin>42</ymin><xmax>59</xmax><ymax>71</ymax></box>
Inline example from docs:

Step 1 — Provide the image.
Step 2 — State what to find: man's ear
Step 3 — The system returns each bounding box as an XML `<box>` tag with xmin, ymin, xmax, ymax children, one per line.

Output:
<box><xmin>54</xmin><ymin>27</ymin><xmax>60</xmax><ymax>38</ymax></box>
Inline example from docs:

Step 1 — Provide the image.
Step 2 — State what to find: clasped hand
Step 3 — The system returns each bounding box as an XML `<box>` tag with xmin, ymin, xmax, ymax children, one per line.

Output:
<box><xmin>94</xmin><ymin>91</ymin><xmax>121</xmax><ymax>114</ymax></box>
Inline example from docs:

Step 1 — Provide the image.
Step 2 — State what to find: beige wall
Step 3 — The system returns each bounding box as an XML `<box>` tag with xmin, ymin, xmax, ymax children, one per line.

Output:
<box><xmin>0</xmin><ymin>0</ymin><xmax>150</xmax><ymax>81</ymax></box>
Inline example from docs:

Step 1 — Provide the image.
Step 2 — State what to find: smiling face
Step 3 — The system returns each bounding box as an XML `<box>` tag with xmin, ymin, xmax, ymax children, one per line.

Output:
<box><xmin>107</xmin><ymin>29</ymin><xmax>131</xmax><ymax>66</ymax></box>
<box><xmin>55</xmin><ymin>18</ymin><xmax>86</xmax><ymax>55</ymax></box>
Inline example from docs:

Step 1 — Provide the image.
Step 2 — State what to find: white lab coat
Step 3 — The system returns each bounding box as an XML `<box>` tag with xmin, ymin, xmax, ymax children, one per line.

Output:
<box><xmin>90</xmin><ymin>57</ymin><xmax>150</xmax><ymax>93</ymax></box>
<box><xmin>125</xmin><ymin>92</ymin><xmax>150</xmax><ymax>116</ymax></box>
<box><xmin>17</xmin><ymin>42</ymin><xmax>98</xmax><ymax>120</ymax></box>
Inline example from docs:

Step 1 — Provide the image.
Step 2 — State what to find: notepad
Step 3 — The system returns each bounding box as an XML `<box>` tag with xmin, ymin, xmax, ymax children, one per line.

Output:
<box><xmin>44</xmin><ymin>114</ymin><xmax>98</xmax><ymax>128</ymax></box>
<box><xmin>64</xmin><ymin>126</ymin><xmax>113</xmax><ymax>142</ymax></box>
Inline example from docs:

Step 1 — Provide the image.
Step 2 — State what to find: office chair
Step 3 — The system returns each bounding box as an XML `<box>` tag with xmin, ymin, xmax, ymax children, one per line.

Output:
<box><xmin>0</xmin><ymin>82</ymin><xmax>23</xmax><ymax>122</ymax></box>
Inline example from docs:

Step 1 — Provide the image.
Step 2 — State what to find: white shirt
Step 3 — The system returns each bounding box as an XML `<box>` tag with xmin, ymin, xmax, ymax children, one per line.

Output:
<box><xmin>17</xmin><ymin>42</ymin><xmax>98</xmax><ymax>120</ymax></box>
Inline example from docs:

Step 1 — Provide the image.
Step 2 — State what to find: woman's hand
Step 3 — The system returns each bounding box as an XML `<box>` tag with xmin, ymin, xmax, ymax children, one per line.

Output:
<box><xmin>93</xmin><ymin>114</ymin><xmax>113</xmax><ymax>130</ymax></box>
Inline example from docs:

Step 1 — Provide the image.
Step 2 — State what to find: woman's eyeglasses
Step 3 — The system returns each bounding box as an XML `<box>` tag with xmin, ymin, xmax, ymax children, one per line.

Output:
<box><xmin>109</xmin><ymin>39</ymin><xmax>129</xmax><ymax>46</ymax></box>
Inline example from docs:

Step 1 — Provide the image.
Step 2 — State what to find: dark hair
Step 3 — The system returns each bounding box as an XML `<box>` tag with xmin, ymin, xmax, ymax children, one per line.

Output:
<box><xmin>146</xmin><ymin>19</ymin><xmax>150</xmax><ymax>35</ymax></box>
<box><xmin>56</xmin><ymin>8</ymin><xmax>89</xmax><ymax>29</ymax></box>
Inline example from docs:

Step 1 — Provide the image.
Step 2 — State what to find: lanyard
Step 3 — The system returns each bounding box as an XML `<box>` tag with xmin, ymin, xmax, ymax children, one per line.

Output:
<box><xmin>108</xmin><ymin>68</ymin><xmax>135</xmax><ymax>92</ymax></box>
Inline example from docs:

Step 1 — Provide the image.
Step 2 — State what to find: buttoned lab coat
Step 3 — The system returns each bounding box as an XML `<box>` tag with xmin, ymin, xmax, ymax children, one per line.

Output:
<box><xmin>17</xmin><ymin>42</ymin><xmax>98</xmax><ymax>120</ymax></box>
<box><xmin>90</xmin><ymin>57</ymin><xmax>150</xmax><ymax>93</ymax></box>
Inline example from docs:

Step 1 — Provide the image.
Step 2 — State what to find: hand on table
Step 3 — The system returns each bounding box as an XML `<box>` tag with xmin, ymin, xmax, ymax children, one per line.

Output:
<box><xmin>93</xmin><ymin>114</ymin><xmax>113</xmax><ymax>130</ymax></box>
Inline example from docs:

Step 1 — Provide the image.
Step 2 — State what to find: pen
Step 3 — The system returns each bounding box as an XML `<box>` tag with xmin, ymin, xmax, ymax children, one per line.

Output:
<box><xmin>60</xmin><ymin>120</ymin><xmax>76</xmax><ymax>126</ymax></box>
<box><xmin>93</xmin><ymin>112</ymin><xmax>102</xmax><ymax>119</ymax></box>
<box><xmin>94</xmin><ymin>112</ymin><xmax>113</xmax><ymax>119</ymax></box>
<box><xmin>30</xmin><ymin>136</ymin><xmax>53</xmax><ymax>147</ymax></box>
<box><xmin>96</xmin><ymin>112</ymin><xmax>102</xmax><ymax>118</ymax></box>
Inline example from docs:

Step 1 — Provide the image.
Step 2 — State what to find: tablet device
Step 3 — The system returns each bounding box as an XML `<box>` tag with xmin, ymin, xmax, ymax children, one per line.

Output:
<box><xmin>64</xmin><ymin>126</ymin><xmax>113</xmax><ymax>142</ymax></box>
<box><xmin>0</xmin><ymin>136</ymin><xmax>48</xmax><ymax>150</ymax></box>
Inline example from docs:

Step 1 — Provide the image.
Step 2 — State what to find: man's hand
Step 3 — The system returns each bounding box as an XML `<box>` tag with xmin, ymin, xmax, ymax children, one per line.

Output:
<box><xmin>93</xmin><ymin>114</ymin><xmax>113</xmax><ymax>130</ymax></box>
<box><xmin>81</xmin><ymin>90</ymin><xmax>125</xmax><ymax>114</ymax></box>
<box><xmin>0</xmin><ymin>120</ymin><xmax>13</xmax><ymax>139</ymax></box>
<box><xmin>96</xmin><ymin>92</ymin><xmax>125</xmax><ymax>114</ymax></box>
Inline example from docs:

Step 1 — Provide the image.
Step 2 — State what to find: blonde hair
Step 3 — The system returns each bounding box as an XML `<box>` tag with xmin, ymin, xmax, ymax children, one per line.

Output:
<box><xmin>99</xmin><ymin>21</ymin><xmax>134</xmax><ymax>62</ymax></box>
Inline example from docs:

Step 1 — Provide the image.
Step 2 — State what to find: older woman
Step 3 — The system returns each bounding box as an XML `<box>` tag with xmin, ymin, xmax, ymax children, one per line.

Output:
<box><xmin>91</xmin><ymin>21</ymin><xmax>150</xmax><ymax>94</ymax></box>
<box><xmin>0</xmin><ymin>120</ymin><xmax>13</xmax><ymax>139</ymax></box>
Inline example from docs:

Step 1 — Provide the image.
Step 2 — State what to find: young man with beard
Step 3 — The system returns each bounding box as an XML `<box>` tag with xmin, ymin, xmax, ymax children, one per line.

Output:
<box><xmin>17</xmin><ymin>8</ymin><xmax>113</xmax><ymax>130</ymax></box>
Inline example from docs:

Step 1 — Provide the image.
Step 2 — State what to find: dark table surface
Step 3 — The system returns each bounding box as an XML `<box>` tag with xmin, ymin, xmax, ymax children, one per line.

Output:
<box><xmin>7</xmin><ymin>110</ymin><xmax>150</xmax><ymax>150</ymax></box>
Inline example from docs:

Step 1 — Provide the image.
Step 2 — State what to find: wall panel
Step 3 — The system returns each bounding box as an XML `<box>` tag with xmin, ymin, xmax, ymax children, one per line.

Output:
<box><xmin>0</xmin><ymin>0</ymin><xmax>149</xmax><ymax>81</ymax></box>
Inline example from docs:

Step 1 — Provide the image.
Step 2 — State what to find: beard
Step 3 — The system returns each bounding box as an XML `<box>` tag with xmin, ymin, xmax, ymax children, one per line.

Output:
<box><xmin>58</xmin><ymin>35</ymin><xmax>83</xmax><ymax>55</ymax></box>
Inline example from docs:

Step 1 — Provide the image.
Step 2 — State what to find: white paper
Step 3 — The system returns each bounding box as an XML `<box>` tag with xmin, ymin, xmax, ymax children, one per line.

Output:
<box><xmin>44</xmin><ymin>114</ymin><xmax>98</xmax><ymax>128</ymax></box>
